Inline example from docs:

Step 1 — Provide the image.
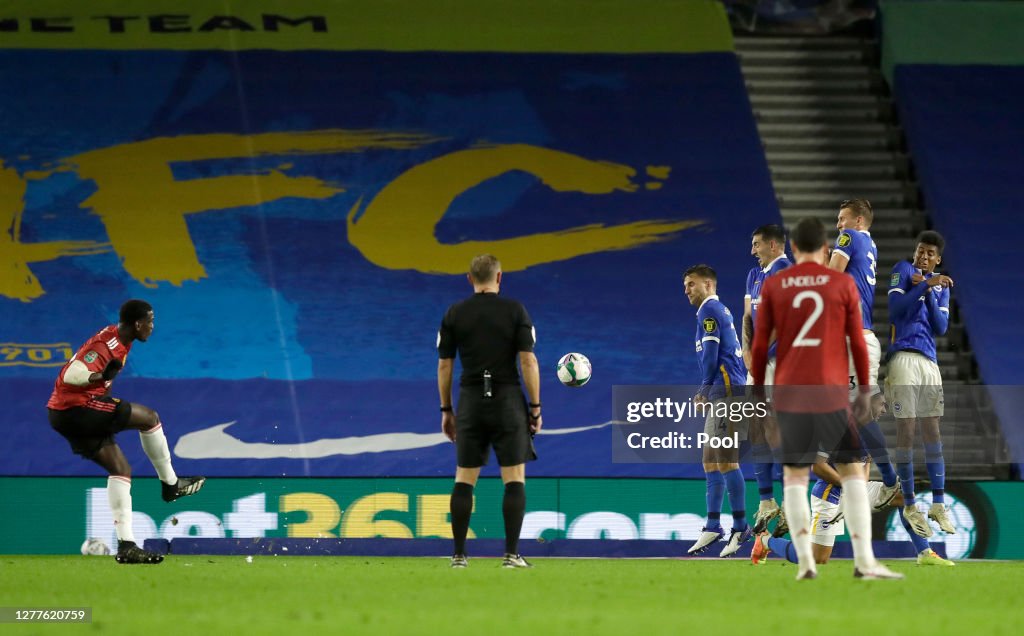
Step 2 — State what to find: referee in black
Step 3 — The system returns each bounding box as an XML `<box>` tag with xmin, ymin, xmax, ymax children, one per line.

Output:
<box><xmin>437</xmin><ymin>254</ymin><xmax>541</xmax><ymax>569</ymax></box>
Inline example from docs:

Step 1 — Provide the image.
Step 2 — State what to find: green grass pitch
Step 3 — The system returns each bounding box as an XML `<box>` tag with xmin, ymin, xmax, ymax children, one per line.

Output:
<box><xmin>3</xmin><ymin>556</ymin><xmax>1023</xmax><ymax>634</ymax></box>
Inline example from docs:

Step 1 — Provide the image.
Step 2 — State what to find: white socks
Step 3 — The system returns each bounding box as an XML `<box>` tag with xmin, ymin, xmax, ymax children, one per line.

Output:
<box><xmin>783</xmin><ymin>484</ymin><xmax>814</xmax><ymax>571</ymax></box>
<box><xmin>108</xmin><ymin>476</ymin><xmax>135</xmax><ymax>543</ymax></box>
<box><xmin>840</xmin><ymin>477</ymin><xmax>877</xmax><ymax>571</ymax></box>
<box><xmin>140</xmin><ymin>423</ymin><xmax>177</xmax><ymax>485</ymax></box>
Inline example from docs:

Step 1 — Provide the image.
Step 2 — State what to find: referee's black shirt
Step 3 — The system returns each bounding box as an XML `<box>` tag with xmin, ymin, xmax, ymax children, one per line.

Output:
<box><xmin>437</xmin><ymin>292</ymin><xmax>535</xmax><ymax>387</ymax></box>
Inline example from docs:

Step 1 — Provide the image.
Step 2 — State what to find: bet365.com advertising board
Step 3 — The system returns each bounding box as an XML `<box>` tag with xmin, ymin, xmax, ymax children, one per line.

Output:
<box><xmin>0</xmin><ymin>478</ymin><xmax>1016</xmax><ymax>559</ymax></box>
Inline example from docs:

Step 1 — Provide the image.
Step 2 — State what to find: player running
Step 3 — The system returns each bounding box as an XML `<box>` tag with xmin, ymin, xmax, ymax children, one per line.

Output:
<box><xmin>886</xmin><ymin>231</ymin><xmax>955</xmax><ymax>537</ymax></box>
<box><xmin>742</xmin><ymin>224</ymin><xmax>792</xmax><ymax>534</ymax></box>
<box><xmin>683</xmin><ymin>265</ymin><xmax>751</xmax><ymax>557</ymax></box>
<box><xmin>47</xmin><ymin>300</ymin><xmax>206</xmax><ymax>564</ymax></box>
<box><xmin>751</xmin><ymin>217</ymin><xmax>902</xmax><ymax>580</ymax></box>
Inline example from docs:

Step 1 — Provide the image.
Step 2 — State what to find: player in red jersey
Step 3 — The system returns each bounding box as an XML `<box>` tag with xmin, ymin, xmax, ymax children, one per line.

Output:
<box><xmin>47</xmin><ymin>300</ymin><xmax>206</xmax><ymax>564</ymax></box>
<box><xmin>750</xmin><ymin>218</ymin><xmax>902</xmax><ymax>581</ymax></box>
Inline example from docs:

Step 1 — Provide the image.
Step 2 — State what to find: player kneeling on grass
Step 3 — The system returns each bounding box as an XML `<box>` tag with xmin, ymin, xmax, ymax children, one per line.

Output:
<box><xmin>47</xmin><ymin>300</ymin><xmax>206</xmax><ymax>564</ymax></box>
<box><xmin>751</xmin><ymin>454</ymin><xmax>954</xmax><ymax>567</ymax></box>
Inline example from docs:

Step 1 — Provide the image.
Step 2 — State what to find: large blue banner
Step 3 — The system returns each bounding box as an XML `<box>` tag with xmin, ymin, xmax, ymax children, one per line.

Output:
<box><xmin>0</xmin><ymin>50</ymin><xmax>777</xmax><ymax>477</ymax></box>
<box><xmin>894</xmin><ymin>64</ymin><xmax>1024</xmax><ymax>473</ymax></box>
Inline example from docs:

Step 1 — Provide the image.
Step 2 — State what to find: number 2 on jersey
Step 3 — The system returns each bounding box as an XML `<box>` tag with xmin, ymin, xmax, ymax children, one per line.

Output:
<box><xmin>792</xmin><ymin>290</ymin><xmax>823</xmax><ymax>347</ymax></box>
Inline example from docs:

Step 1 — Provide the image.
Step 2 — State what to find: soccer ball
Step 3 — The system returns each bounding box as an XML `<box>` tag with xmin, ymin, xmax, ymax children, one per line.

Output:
<box><xmin>80</xmin><ymin>537</ymin><xmax>110</xmax><ymax>556</ymax></box>
<box><xmin>556</xmin><ymin>352</ymin><xmax>592</xmax><ymax>387</ymax></box>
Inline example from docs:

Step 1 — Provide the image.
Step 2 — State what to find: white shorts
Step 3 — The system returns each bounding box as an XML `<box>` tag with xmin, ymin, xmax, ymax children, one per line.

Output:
<box><xmin>810</xmin><ymin>481</ymin><xmax>886</xmax><ymax>547</ymax></box>
<box><xmin>847</xmin><ymin>331</ymin><xmax>881</xmax><ymax>397</ymax></box>
<box><xmin>746</xmin><ymin>358</ymin><xmax>775</xmax><ymax>403</ymax></box>
<box><xmin>885</xmin><ymin>351</ymin><xmax>944</xmax><ymax>419</ymax></box>
<box><xmin>810</xmin><ymin>493</ymin><xmax>843</xmax><ymax>546</ymax></box>
<box><xmin>702</xmin><ymin>397</ymin><xmax>750</xmax><ymax>441</ymax></box>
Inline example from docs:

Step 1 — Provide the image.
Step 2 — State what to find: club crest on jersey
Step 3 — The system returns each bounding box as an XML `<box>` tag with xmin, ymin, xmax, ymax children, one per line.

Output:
<box><xmin>83</xmin><ymin>351</ymin><xmax>98</xmax><ymax>364</ymax></box>
<box><xmin>893</xmin><ymin>402</ymin><xmax>902</xmax><ymax>413</ymax></box>
<box><xmin>703</xmin><ymin>318</ymin><xmax>717</xmax><ymax>333</ymax></box>
<box><xmin>838</xmin><ymin>232</ymin><xmax>852</xmax><ymax>248</ymax></box>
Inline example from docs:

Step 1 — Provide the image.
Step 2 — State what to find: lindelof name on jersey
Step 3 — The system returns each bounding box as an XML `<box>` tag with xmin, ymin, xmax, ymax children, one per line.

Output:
<box><xmin>780</xmin><ymin>274</ymin><xmax>830</xmax><ymax>288</ymax></box>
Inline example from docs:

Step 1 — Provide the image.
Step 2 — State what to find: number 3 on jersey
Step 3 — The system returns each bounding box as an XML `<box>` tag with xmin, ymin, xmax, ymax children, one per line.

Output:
<box><xmin>866</xmin><ymin>251</ymin><xmax>877</xmax><ymax>286</ymax></box>
<box><xmin>792</xmin><ymin>290</ymin><xmax>823</xmax><ymax>347</ymax></box>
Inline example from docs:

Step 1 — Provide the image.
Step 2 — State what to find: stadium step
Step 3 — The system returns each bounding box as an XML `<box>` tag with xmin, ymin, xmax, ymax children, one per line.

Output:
<box><xmin>772</xmin><ymin>179</ymin><xmax>908</xmax><ymax>193</ymax></box>
<box><xmin>745</xmin><ymin>78</ymin><xmax>881</xmax><ymax>95</ymax></box>
<box><xmin>754</xmin><ymin>108</ymin><xmax>891</xmax><ymax>124</ymax></box>
<box><xmin>762</xmin><ymin>136</ymin><xmax>899</xmax><ymax>150</ymax></box>
<box><xmin>736</xmin><ymin>49</ymin><xmax>870</xmax><ymax>65</ymax></box>
<box><xmin>749</xmin><ymin>93</ymin><xmax>885</xmax><ymax>106</ymax></box>
<box><xmin>743</xmin><ymin>66</ymin><xmax>878</xmax><ymax>80</ymax></box>
<box><xmin>758</xmin><ymin>122</ymin><xmax>891</xmax><ymax>136</ymax></box>
<box><xmin>765</xmin><ymin>150</ymin><xmax>908</xmax><ymax>167</ymax></box>
<box><xmin>771</xmin><ymin>165</ymin><xmax>904</xmax><ymax>180</ymax></box>
<box><xmin>734</xmin><ymin>36</ymin><xmax>870</xmax><ymax>51</ymax></box>
<box><xmin>776</xmin><ymin>192</ymin><xmax>915</xmax><ymax>209</ymax></box>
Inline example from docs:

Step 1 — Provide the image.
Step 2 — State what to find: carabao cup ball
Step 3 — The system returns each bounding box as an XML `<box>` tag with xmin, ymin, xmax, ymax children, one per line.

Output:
<box><xmin>557</xmin><ymin>352</ymin><xmax>592</xmax><ymax>387</ymax></box>
<box><xmin>80</xmin><ymin>537</ymin><xmax>110</xmax><ymax>556</ymax></box>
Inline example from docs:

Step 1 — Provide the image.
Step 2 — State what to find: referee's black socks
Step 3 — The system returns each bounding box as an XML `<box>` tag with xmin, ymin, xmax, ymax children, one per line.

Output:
<box><xmin>503</xmin><ymin>481</ymin><xmax>526</xmax><ymax>555</ymax></box>
<box><xmin>450</xmin><ymin>482</ymin><xmax>474</xmax><ymax>555</ymax></box>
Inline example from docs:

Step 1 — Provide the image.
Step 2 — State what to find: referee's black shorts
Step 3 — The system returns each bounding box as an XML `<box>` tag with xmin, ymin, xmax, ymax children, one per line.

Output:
<box><xmin>455</xmin><ymin>384</ymin><xmax>537</xmax><ymax>468</ymax></box>
<box><xmin>48</xmin><ymin>396</ymin><xmax>133</xmax><ymax>458</ymax></box>
<box><xmin>776</xmin><ymin>409</ymin><xmax>863</xmax><ymax>467</ymax></box>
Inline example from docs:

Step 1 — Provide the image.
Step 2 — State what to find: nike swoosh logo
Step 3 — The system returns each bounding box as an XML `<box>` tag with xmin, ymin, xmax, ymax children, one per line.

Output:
<box><xmin>173</xmin><ymin>420</ymin><xmax>615</xmax><ymax>459</ymax></box>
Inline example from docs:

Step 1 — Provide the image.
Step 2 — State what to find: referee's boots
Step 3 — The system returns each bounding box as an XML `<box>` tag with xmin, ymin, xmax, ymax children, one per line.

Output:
<box><xmin>162</xmin><ymin>476</ymin><xmax>207</xmax><ymax>503</ymax></box>
<box><xmin>501</xmin><ymin>554</ymin><xmax>532</xmax><ymax>568</ymax></box>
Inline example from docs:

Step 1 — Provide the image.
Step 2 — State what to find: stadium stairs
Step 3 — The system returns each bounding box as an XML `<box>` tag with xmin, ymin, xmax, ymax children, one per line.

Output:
<box><xmin>736</xmin><ymin>34</ymin><xmax>1010</xmax><ymax>480</ymax></box>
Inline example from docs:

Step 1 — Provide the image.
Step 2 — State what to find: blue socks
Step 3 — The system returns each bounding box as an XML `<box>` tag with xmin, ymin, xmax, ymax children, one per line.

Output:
<box><xmin>899</xmin><ymin>507</ymin><xmax>931</xmax><ymax>554</ymax></box>
<box><xmin>768</xmin><ymin>537</ymin><xmax>799</xmax><ymax>564</ymax></box>
<box><xmin>925</xmin><ymin>442</ymin><xmax>945</xmax><ymax>504</ymax></box>
<box><xmin>706</xmin><ymin>470</ymin><xmax>725</xmax><ymax>530</ymax></box>
<box><xmin>895</xmin><ymin>448</ymin><xmax>915</xmax><ymax>503</ymax></box>
<box><xmin>752</xmin><ymin>444</ymin><xmax>774</xmax><ymax>501</ymax></box>
<box><xmin>723</xmin><ymin>468</ymin><xmax>748</xmax><ymax>531</ymax></box>
<box><xmin>772</xmin><ymin>447</ymin><xmax>785</xmax><ymax>491</ymax></box>
<box><xmin>861</xmin><ymin>420</ymin><xmax>898</xmax><ymax>487</ymax></box>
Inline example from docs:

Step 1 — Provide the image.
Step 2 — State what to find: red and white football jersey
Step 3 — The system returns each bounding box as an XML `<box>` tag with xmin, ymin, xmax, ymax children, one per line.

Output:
<box><xmin>751</xmin><ymin>262</ymin><xmax>870</xmax><ymax>412</ymax></box>
<box><xmin>47</xmin><ymin>325</ymin><xmax>131</xmax><ymax>410</ymax></box>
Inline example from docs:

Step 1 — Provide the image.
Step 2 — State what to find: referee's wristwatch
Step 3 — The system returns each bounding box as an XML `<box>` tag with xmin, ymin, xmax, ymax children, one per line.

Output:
<box><xmin>528</xmin><ymin>402</ymin><xmax>541</xmax><ymax>420</ymax></box>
